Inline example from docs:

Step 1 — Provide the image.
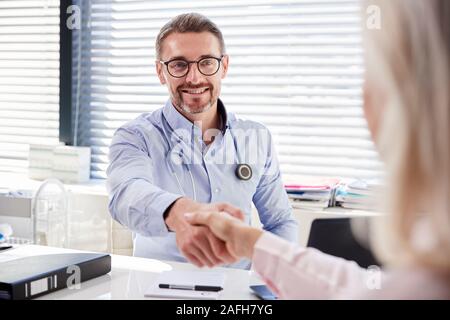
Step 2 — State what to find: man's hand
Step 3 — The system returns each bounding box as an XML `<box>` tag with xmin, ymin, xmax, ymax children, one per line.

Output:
<box><xmin>164</xmin><ymin>197</ymin><xmax>245</xmax><ymax>267</ymax></box>
<box><xmin>184</xmin><ymin>211</ymin><xmax>263</xmax><ymax>259</ymax></box>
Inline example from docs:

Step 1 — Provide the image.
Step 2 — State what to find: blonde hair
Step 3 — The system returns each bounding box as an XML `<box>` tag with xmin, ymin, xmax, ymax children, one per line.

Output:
<box><xmin>363</xmin><ymin>0</ymin><xmax>450</xmax><ymax>275</ymax></box>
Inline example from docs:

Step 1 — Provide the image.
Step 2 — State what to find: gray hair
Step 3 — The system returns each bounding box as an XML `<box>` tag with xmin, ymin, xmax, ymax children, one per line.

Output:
<box><xmin>155</xmin><ymin>13</ymin><xmax>226</xmax><ymax>59</ymax></box>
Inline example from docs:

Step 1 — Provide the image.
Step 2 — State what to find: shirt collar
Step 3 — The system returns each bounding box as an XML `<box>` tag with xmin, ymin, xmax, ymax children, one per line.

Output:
<box><xmin>217</xmin><ymin>99</ymin><xmax>228</xmax><ymax>134</ymax></box>
<box><xmin>162</xmin><ymin>98</ymin><xmax>230</xmax><ymax>135</ymax></box>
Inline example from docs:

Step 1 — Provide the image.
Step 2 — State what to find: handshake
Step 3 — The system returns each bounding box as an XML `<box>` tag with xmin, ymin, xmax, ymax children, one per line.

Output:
<box><xmin>164</xmin><ymin>197</ymin><xmax>263</xmax><ymax>268</ymax></box>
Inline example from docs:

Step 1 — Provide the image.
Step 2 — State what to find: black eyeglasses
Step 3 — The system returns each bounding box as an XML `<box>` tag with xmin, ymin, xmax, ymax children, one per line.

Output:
<box><xmin>159</xmin><ymin>55</ymin><xmax>224</xmax><ymax>78</ymax></box>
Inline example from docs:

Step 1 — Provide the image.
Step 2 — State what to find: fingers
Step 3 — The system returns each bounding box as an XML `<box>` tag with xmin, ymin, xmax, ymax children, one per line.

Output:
<box><xmin>206</xmin><ymin>230</ymin><xmax>238</xmax><ymax>264</ymax></box>
<box><xmin>184</xmin><ymin>213</ymin><xmax>239</xmax><ymax>264</ymax></box>
<box><xmin>183</xmin><ymin>251</ymin><xmax>202</xmax><ymax>268</ymax></box>
<box><xmin>184</xmin><ymin>211</ymin><xmax>210</xmax><ymax>225</ymax></box>
<box><xmin>216</xmin><ymin>203</ymin><xmax>245</xmax><ymax>221</ymax></box>
<box><xmin>179</xmin><ymin>226</ymin><xmax>225</xmax><ymax>267</ymax></box>
<box><xmin>199</xmin><ymin>231</ymin><xmax>225</xmax><ymax>266</ymax></box>
<box><xmin>180</xmin><ymin>202</ymin><xmax>247</xmax><ymax>267</ymax></box>
<box><xmin>185</xmin><ymin>211</ymin><xmax>230</xmax><ymax>241</ymax></box>
<box><xmin>186</xmin><ymin>243</ymin><xmax>215</xmax><ymax>267</ymax></box>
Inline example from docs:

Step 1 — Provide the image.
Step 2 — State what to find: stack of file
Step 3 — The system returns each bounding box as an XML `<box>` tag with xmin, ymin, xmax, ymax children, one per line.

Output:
<box><xmin>334</xmin><ymin>179</ymin><xmax>381</xmax><ymax>211</ymax></box>
<box><xmin>285</xmin><ymin>181</ymin><xmax>337</xmax><ymax>210</ymax></box>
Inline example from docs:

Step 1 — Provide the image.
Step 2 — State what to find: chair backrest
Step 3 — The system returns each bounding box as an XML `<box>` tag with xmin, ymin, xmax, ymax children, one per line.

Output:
<box><xmin>307</xmin><ymin>217</ymin><xmax>380</xmax><ymax>268</ymax></box>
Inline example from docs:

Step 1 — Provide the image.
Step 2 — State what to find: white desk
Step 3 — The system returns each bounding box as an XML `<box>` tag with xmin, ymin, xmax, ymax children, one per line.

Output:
<box><xmin>1</xmin><ymin>245</ymin><xmax>261</xmax><ymax>300</ymax></box>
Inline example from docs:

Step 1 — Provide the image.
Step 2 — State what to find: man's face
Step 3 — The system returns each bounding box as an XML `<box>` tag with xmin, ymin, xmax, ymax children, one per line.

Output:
<box><xmin>156</xmin><ymin>32</ymin><xmax>229</xmax><ymax>114</ymax></box>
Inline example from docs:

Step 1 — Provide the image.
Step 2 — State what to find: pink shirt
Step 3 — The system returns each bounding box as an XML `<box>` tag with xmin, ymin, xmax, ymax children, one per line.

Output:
<box><xmin>253</xmin><ymin>232</ymin><xmax>450</xmax><ymax>299</ymax></box>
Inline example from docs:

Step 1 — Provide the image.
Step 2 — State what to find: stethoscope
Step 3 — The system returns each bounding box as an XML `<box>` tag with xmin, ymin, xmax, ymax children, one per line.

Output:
<box><xmin>162</xmin><ymin>121</ymin><xmax>252</xmax><ymax>201</ymax></box>
<box><xmin>230</xmin><ymin>127</ymin><xmax>253</xmax><ymax>181</ymax></box>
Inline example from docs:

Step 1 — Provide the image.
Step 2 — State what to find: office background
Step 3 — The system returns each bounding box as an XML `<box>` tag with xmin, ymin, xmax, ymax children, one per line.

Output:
<box><xmin>0</xmin><ymin>0</ymin><xmax>382</xmax><ymax>254</ymax></box>
<box><xmin>0</xmin><ymin>0</ymin><xmax>382</xmax><ymax>180</ymax></box>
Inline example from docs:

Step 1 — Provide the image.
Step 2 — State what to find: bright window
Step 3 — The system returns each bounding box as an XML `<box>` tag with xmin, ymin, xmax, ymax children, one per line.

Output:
<box><xmin>0</xmin><ymin>0</ymin><xmax>60</xmax><ymax>174</ymax></box>
<box><xmin>73</xmin><ymin>0</ymin><xmax>383</xmax><ymax>180</ymax></box>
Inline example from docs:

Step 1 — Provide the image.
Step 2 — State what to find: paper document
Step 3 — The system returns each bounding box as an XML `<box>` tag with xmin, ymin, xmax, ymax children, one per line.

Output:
<box><xmin>144</xmin><ymin>270</ymin><xmax>225</xmax><ymax>300</ymax></box>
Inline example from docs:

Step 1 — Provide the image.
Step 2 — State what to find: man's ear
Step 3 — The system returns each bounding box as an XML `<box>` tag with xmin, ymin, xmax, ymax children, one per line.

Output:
<box><xmin>155</xmin><ymin>61</ymin><xmax>166</xmax><ymax>84</ymax></box>
<box><xmin>221</xmin><ymin>54</ymin><xmax>229</xmax><ymax>79</ymax></box>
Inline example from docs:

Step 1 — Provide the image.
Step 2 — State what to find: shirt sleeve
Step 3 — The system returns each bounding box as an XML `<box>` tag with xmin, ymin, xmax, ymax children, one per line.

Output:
<box><xmin>106</xmin><ymin>125</ymin><xmax>183</xmax><ymax>237</ymax></box>
<box><xmin>253</xmin><ymin>232</ymin><xmax>369</xmax><ymax>299</ymax></box>
<box><xmin>252</xmin><ymin>129</ymin><xmax>298</xmax><ymax>243</ymax></box>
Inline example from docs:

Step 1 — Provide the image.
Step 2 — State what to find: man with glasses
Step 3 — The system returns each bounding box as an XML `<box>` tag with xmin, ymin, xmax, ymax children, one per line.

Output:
<box><xmin>107</xmin><ymin>13</ymin><xmax>298</xmax><ymax>269</ymax></box>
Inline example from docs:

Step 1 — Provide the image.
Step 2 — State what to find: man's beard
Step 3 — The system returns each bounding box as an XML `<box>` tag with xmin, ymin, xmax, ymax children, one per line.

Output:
<box><xmin>173</xmin><ymin>84</ymin><xmax>216</xmax><ymax>114</ymax></box>
<box><xmin>180</xmin><ymin>100</ymin><xmax>213</xmax><ymax>114</ymax></box>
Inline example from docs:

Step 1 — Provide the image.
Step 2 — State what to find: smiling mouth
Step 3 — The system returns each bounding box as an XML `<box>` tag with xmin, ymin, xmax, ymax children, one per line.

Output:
<box><xmin>180</xmin><ymin>87</ymin><xmax>209</xmax><ymax>95</ymax></box>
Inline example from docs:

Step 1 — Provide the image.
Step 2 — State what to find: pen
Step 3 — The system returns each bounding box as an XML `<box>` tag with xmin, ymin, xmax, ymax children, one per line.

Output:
<box><xmin>159</xmin><ymin>284</ymin><xmax>223</xmax><ymax>292</ymax></box>
<box><xmin>0</xmin><ymin>245</ymin><xmax>13</xmax><ymax>252</ymax></box>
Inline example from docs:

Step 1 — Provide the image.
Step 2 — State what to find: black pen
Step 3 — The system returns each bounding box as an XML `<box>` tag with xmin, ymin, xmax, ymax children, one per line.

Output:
<box><xmin>159</xmin><ymin>283</ymin><xmax>223</xmax><ymax>292</ymax></box>
<box><xmin>0</xmin><ymin>245</ymin><xmax>13</xmax><ymax>252</ymax></box>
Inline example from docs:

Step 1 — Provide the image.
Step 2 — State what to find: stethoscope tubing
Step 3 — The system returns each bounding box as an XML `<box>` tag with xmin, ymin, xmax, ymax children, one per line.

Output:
<box><xmin>161</xmin><ymin>115</ymin><xmax>252</xmax><ymax>201</ymax></box>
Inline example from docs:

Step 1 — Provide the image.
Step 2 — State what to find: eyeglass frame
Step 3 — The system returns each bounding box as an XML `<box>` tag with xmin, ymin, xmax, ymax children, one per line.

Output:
<box><xmin>159</xmin><ymin>55</ymin><xmax>225</xmax><ymax>78</ymax></box>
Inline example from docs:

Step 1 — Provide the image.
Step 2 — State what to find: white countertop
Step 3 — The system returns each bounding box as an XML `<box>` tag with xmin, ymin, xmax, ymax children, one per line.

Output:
<box><xmin>1</xmin><ymin>245</ymin><xmax>262</xmax><ymax>300</ymax></box>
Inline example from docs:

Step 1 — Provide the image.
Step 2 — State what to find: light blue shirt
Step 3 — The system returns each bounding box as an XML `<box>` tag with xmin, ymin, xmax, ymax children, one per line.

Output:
<box><xmin>106</xmin><ymin>99</ymin><xmax>298</xmax><ymax>269</ymax></box>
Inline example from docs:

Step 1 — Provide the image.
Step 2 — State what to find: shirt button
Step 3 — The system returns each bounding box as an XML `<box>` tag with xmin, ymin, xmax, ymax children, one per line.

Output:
<box><xmin>214</xmin><ymin>188</ymin><xmax>220</xmax><ymax>193</ymax></box>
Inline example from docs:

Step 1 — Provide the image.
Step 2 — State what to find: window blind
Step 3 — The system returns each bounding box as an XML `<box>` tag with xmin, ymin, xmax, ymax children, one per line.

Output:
<box><xmin>0</xmin><ymin>0</ymin><xmax>60</xmax><ymax>174</ymax></box>
<box><xmin>74</xmin><ymin>0</ymin><xmax>383</xmax><ymax>180</ymax></box>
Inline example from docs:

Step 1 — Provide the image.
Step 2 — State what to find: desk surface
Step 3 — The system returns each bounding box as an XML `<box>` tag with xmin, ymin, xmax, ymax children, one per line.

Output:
<box><xmin>0</xmin><ymin>245</ymin><xmax>261</xmax><ymax>300</ymax></box>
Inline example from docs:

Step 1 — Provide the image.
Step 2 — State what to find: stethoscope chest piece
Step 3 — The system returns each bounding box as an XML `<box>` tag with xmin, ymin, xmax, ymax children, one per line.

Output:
<box><xmin>236</xmin><ymin>163</ymin><xmax>252</xmax><ymax>181</ymax></box>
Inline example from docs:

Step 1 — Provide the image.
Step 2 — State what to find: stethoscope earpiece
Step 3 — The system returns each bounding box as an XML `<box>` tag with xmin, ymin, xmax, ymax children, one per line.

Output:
<box><xmin>236</xmin><ymin>163</ymin><xmax>252</xmax><ymax>181</ymax></box>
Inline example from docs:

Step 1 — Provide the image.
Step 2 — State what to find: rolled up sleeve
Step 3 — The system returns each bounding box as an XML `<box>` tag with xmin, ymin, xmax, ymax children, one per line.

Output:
<box><xmin>106</xmin><ymin>126</ymin><xmax>182</xmax><ymax>237</ymax></box>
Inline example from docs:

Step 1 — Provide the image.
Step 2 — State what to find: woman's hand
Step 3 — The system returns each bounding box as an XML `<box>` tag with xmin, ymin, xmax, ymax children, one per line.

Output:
<box><xmin>184</xmin><ymin>211</ymin><xmax>264</xmax><ymax>259</ymax></box>
<box><xmin>165</xmin><ymin>198</ymin><xmax>246</xmax><ymax>267</ymax></box>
